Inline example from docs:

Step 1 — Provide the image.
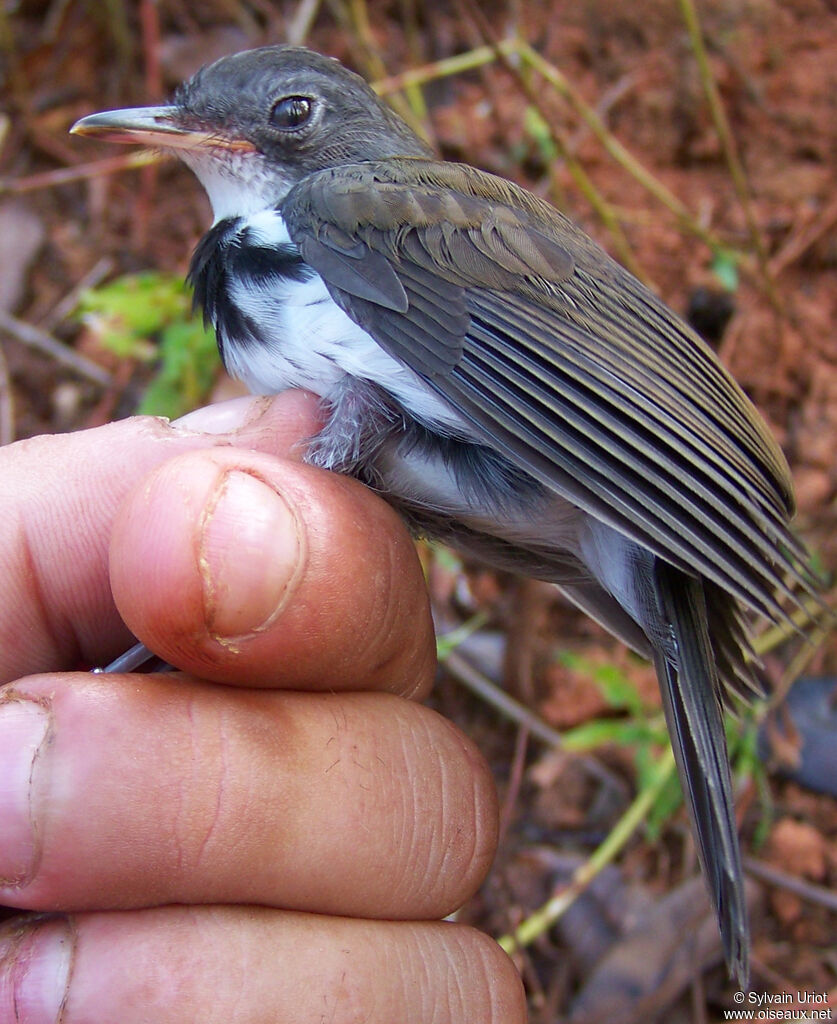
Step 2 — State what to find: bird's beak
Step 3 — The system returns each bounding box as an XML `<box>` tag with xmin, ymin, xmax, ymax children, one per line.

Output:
<box><xmin>70</xmin><ymin>106</ymin><xmax>256</xmax><ymax>153</ymax></box>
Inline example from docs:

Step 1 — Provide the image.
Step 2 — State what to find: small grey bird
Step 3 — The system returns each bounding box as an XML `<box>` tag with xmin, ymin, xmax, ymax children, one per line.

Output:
<box><xmin>72</xmin><ymin>45</ymin><xmax>818</xmax><ymax>983</ymax></box>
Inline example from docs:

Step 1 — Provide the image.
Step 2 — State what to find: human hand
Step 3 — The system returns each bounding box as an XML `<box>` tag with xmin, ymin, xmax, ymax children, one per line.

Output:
<box><xmin>0</xmin><ymin>393</ymin><xmax>525</xmax><ymax>1023</ymax></box>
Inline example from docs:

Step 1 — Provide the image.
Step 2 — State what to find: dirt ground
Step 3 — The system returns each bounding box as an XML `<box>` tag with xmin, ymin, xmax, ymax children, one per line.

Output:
<box><xmin>1</xmin><ymin>1</ymin><xmax>835</xmax><ymax>1021</ymax></box>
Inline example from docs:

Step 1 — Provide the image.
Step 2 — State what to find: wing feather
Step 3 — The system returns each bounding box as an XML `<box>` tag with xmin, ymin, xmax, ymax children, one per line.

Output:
<box><xmin>282</xmin><ymin>160</ymin><xmax>815</xmax><ymax>623</ymax></box>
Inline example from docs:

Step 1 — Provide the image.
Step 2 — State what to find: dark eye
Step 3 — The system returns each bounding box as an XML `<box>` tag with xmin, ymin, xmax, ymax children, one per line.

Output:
<box><xmin>269</xmin><ymin>95</ymin><xmax>313</xmax><ymax>130</ymax></box>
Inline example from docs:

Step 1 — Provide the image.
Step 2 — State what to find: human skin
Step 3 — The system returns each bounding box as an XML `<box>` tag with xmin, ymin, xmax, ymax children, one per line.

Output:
<box><xmin>0</xmin><ymin>392</ymin><xmax>525</xmax><ymax>1023</ymax></box>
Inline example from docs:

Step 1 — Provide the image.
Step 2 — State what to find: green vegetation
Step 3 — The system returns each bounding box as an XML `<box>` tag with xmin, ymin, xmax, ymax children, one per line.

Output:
<box><xmin>77</xmin><ymin>271</ymin><xmax>220</xmax><ymax>418</ymax></box>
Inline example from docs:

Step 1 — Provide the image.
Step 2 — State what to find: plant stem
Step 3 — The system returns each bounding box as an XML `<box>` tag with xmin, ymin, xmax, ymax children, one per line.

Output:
<box><xmin>498</xmin><ymin>747</ymin><xmax>676</xmax><ymax>953</ymax></box>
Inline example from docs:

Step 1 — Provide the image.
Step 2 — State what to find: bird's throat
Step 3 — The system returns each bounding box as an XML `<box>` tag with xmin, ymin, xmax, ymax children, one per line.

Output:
<box><xmin>179</xmin><ymin>148</ymin><xmax>295</xmax><ymax>223</ymax></box>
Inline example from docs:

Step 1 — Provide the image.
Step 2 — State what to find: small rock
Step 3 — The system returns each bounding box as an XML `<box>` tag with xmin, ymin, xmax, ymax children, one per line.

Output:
<box><xmin>767</xmin><ymin>817</ymin><xmax>827</xmax><ymax>880</ymax></box>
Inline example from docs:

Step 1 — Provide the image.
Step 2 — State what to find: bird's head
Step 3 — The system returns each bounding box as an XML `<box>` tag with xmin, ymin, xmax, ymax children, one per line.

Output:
<box><xmin>71</xmin><ymin>45</ymin><xmax>431</xmax><ymax>222</ymax></box>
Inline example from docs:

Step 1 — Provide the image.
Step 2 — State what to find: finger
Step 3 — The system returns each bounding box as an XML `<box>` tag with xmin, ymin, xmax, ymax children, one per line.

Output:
<box><xmin>0</xmin><ymin>675</ymin><xmax>497</xmax><ymax>919</ymax></box>
<box><xmin>109</xmin><ymin>446</ymin><xmax>435</xmax><ymax>695</ymax></box>
<box><xmin>0</xmin><ymin>392</ymin><xmax>324</xmax><ymax>682</ymax></box>
<box><xmin>0</xmin><ymin>907</ymin><xmax>526</xmax><ymax>1024</ymax></box>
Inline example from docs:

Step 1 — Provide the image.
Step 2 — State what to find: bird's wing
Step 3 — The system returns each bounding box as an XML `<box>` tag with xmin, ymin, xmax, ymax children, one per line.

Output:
<box><xmin>282</xmin><ymin>159</ymin><xmax>812</xmax><ymax>622</ymax></box>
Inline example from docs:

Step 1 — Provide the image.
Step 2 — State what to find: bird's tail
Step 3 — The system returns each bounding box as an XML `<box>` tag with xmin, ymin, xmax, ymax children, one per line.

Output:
<box><xmin>652</xmin><ymin>561</ymin><xmax>749</xmax><ymax>986</ymax></box>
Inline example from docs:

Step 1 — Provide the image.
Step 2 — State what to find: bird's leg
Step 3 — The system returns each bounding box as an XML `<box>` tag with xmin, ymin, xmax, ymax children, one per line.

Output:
<box><xmin>95</xmin><ymin>642</ymin><xmax>172</xmax><ymax>674</ymax></box>
<box><xmin>303</xmin><ymin>376</ymin><xmax>405</xmax><ymax>478</ymax></box>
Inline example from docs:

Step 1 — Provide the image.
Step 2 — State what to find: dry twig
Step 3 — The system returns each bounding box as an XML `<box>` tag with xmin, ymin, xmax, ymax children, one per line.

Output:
<box><xmin>0</xmin><ymin>309</ymin><xmax>112</xmax><ymax>387</ymax></box>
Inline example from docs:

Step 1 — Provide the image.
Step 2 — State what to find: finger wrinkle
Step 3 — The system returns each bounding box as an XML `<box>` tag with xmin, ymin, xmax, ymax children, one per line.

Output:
<box><xmin>435</xmin><ymin>736</ymin><xmax>479</xmax><ymax>898</ymax></box>
<box><xmin>362</xmin><ymin>533</ymin><xmax>432</xmax><ymax>694</ymax></box>
<box><xmin>388</xmin><ymin>713</ymin><xmax>452</xmax><ymax>911</ymax></box>
<box><xmin>398</xmin><ymin>641</ymin><xmax>436</xmax><ymax>702</ymax></box>
<box><xmin>192</xmin><ymin>714</ymin><xmax>229</xmax><ymax>873</ymax></box>
<box><xmin>389</xmin><ymin>926</ymin><xmax>434</xmax><ymax>1018</ymax></box>
<box><xmin>438</xmin><ymin>930</ymin><xmax>469</xmax><ymax>1022</ymax></box>
<box><xmin>443</xmin><ymin>720</ymin><xmax>498</xmax><ymax>886</ymax></box>
<box><xmin>447</xmin><ymin>928</ymin><xmax>518</xmax><ymax>1024</ymax></box>
<box><xmin>170</xmin><ymin>694</ymin><xmax>200</xmax><ymax>874</ymax></box>
<box><xmin>398</xmin><ymin>713</ymin><xmax>495</xmax><ymax>915</ymax></box>
<box><xmin>175</xmin><ymin>694</ymin><xmax>228</xmax><ymax>876</ymax></box>
<box><xmin>7</xmin><ymin>515</ymin><xmax>79</xmax><ymax>675</ymax></box>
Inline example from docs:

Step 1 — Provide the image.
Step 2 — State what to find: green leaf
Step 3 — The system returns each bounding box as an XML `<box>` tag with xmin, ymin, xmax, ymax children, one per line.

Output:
<box><xmin>561</xmin><ymin>717</ymin><xmax>664</xmax><ymax>751</ymax></box>
<box><xmin>139</xmin><ymin>319</ymin><xmax>221</xmax><ymax>418</ymax></box>
<box><xmin>76</xmin><ymin>271</ymin><xmax>221</xmax><ymax>418</ymax></box>
<box><xmin>636</xmin><ymin>743</ymin><xmax>684</xmax><ymax>838</ymax></box>
<box><xmin>556</xmin><ymin>651</ymin><xmax>647</xmax><ymax>715</ymax></box>
<box><xmin>78</xmin><ymin>271</ymin><xmax>192</xmax><ymax>355</ymax></box>
<box><xmin>524</xmin><ymin>106</ymin><xmax>559</xmax><ymax>163</ymax></box>
<box><xmin>711</xmin><ymin>249</ymin><xmax>739</xmax><ymax>292</ymax></box>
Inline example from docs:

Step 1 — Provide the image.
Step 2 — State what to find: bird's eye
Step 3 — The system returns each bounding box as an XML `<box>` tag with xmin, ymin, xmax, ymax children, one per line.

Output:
<box><xmin>269</xmin><ymin>95</ymin><xmax>313</xmax><ymax>130</ymax></box>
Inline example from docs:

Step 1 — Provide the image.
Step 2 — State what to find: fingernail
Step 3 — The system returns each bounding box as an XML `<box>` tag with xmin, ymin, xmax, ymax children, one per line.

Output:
<box><xmin>200</xmin><ymin>470</ymin><xmax>305</xmax><ymax>637</ymax></box>
<box><xmin>0</xmin><ymin>917</ymin><xmax>73</xmax><ymax>1023</ymax></box>
<box><xmin>173</xmin><ymin>395</ymin><xmax>270</xmax><ymax>435</ymax></box>
<box><xmin>0</xmin><ymin>698</ymin><xmax>50</xmax><ymax>887</ymax></box>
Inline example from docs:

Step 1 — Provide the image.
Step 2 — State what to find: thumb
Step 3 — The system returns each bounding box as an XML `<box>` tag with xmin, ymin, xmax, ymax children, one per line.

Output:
<box><xmin>109</xmin><ymin>446</ymin><xmax>436</xmax><ymax>696</ymax></box>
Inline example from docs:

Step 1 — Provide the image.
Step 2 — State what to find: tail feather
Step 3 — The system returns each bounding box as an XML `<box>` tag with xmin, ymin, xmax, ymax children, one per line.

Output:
<box><xmin>705</xmin><ymin>580</ymin><xmax>767</xmax><ymax>708</ymax></box>
<box><xmin>652</xmin><ymin>561</ymin><xmax>749</xmax><ymax>985</ymax></box>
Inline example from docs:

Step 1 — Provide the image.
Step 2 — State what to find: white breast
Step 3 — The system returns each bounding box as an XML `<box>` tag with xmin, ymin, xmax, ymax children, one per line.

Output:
<box><xmin>220</xmin><ymin>209</ymin><xmax>467</xmax><ymax>434</ymax></box>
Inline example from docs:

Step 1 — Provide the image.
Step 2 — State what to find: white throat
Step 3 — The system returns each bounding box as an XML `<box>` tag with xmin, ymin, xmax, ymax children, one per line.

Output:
<box><xmin>178</xmin><ymin>149</ymin><xmax>294</xmax><ymax>223</ymax></box>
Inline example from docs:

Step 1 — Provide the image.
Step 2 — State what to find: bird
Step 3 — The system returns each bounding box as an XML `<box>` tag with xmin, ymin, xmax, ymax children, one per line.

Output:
<box><xmin>71</xmin><ymin>44</ymin><xmax>820</xmax><ymax>984</ymax></box>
